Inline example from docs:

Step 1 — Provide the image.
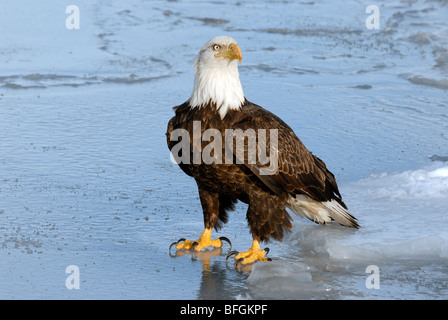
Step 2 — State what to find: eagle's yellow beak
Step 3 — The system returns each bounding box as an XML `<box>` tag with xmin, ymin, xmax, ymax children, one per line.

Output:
<box><xmin>215</xmin><ymin>44</ymin><xmax>242</xmax><ymax>64</ymax></box>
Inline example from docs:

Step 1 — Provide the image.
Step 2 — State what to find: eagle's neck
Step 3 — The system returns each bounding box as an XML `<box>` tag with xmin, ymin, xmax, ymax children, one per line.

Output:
<box><xmin>189</xmin><ymin>60</ymin><xmax>245</xmax><ymax>119</ymax></box>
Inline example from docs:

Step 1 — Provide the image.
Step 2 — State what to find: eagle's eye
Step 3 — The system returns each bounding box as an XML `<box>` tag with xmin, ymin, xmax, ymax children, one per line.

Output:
<box><xmin>212</xmin><ymin>44</ymin><xmax>221</xmax><ymax>51</ymax></box>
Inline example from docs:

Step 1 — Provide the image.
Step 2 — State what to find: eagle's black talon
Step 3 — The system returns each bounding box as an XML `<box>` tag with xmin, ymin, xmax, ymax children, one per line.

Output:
<box><xmin>169</xmin><ymin>238</ymin><xmax>187</xmax><ymax>253</ymax></box>
<box><xmin>169</xmin><ymin>241</ymin><xmax>179</xmax><ymax>252</ymax></box>
<box><xmin>263</xmin><ymin>247</ymin><xmax>270</xmax><ymax>255</ymax></box>
<box><xmin>226</xmin><ymin>250</ymin><xmax>239</xmax><ymax>262</ymax></box>
<box><xmin>192</xmin><ymin>241</ymin><xmax>199</xmax><ymax>250</ymax></box>
<box><xmin>219</xmin><ymin>237</ymin><xmax>232</xmax><ymax>249</ymax></box>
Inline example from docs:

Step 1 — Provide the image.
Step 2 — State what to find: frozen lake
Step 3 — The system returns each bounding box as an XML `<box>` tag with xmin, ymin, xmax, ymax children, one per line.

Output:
<box><xmin>0</xmin><ymin>0</ymin><xmax>447</xmax><ymax>299</ymax></box>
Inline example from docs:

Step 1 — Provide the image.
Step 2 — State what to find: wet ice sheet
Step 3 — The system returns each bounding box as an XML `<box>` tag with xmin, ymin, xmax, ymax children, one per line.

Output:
<box><xmin>1</xmin><ymin>0</ymin><xmax>448</xmax><ymax>299</ymax></box>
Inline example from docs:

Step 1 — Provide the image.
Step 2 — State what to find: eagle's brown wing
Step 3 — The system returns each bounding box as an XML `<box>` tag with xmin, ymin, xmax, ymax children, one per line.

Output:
<box><xmin>230</xmin><ymin>102</ymin><xmax>346</xmax><ymax>207</ymax></box>
<box><xmin>166</xmin><ymin>102</ymin><xmax>194</xmax><ymax>177</ymax></box>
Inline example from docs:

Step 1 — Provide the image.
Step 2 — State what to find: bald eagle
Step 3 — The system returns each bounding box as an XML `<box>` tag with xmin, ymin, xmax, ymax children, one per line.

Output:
<box><xmin>167</xmin><ymin>36</ymin><xmax>359</xmax><ymax>265</ymax></box>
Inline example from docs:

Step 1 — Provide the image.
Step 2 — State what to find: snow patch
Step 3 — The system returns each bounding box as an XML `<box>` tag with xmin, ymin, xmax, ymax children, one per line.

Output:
<box><xmin>351</xmin><ymin>162</ymin><xmax>448</xmax><ymax>201</ymax></box>
<box><xmin>250</xmin><ymin>162</ymin><xmax>448</xmax><ymax>299</ymax></box>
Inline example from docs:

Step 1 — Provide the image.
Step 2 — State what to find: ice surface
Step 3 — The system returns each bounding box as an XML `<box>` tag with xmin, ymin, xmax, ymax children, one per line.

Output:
<box><xmin>1</xmin><ymin>0</ymin><xmax>447</xmax><ymax>299</ymax></box>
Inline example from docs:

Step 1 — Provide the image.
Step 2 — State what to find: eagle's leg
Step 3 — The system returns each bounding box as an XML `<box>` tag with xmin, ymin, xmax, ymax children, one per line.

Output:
<box><xmin>227</xmin><ymin>238</ymin><xmax>271</xmax><ymax>265</ymax></box>
<box><xmin>169</xmin><ymin>189</ymin><xmax>232</xmax><ymax>252</ymax></box>
<box><xmin>171</xmin><ymin>228</ymin><xmax>230</xmax><ymax>251</ymax></box>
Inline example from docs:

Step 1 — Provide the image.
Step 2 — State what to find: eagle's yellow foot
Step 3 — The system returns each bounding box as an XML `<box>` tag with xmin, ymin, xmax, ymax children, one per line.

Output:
<box><xmin>169</xmin><ymin>228</ymin><xmax>231</xmax><ymax>252</ymax></box>
<box><xmin>226</xmin><ymin>240</ymin><xmax>271</xmax><ymax>265</ymax></box>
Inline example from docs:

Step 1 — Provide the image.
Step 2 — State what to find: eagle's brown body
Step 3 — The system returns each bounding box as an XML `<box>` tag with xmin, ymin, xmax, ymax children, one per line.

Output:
<box><xmin>167</xmin><ymin>100</ymin><xmax>358</xmax><ymax>244</ymax></box>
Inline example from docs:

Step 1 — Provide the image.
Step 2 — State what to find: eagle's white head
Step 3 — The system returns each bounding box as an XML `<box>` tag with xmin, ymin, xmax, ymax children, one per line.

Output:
<box><xmin>189</xmin><ymin>36</ymin><xmax>245</xmax><ymax>119</ymax></box>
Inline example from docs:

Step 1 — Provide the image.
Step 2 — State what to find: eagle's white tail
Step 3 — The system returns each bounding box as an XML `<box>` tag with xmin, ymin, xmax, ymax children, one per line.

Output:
<box><xmin>286</xmin><ymin>194</ymin><xmax>359</xmax><ymax>228</ymax></box>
